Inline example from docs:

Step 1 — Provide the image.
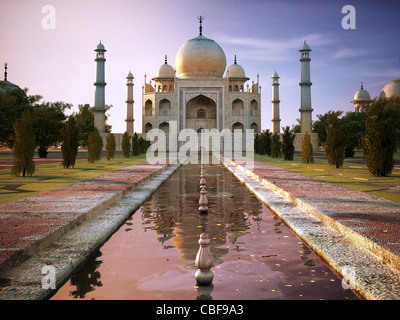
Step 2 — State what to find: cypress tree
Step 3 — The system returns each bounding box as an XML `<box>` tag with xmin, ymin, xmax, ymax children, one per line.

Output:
<box><xmin>325</xmin><ymin>111</ymin><xmax>344</xmax><ymax>168</ymax></box>
<box><xmin>362</xmin><ymin>97</ymin><xmax>398</xmax><ymax>177</ymax></box>
<box><xmin>254</xmin><ymin>133</ymin><xmax>260</xmax><ymax>154</ymax></box>
<box><xmin>12</xmin><ymin>109</ymin><xmax>35</xmax><ymax>177</ymax></box>
<box><xmin>301</xmin><ymin>131</ymin><xmax>314</xmax><ymax>164</ymax></box>
<box><xmin>121</xmin><ymin>131</ymin><xmax>131</xmax><ymax>158</ymax></box>
<box><xmin>282</xmin><ymin>126</ymin><xmax>295</xmax><ymax>160</ymax></box>
<box><xmin>87</xmin><ymin>128</ymin><xmax>103</xmax><ymax>163</ymax></box>
<box><xmin>105</xmin><ymin>133</ymin><xmax>116</xmax><ymax>160</ymax></box>
<box><xmin>270</xmin><ymin>133</ymin><xmax>282</xmax><ymax>158</ymax></box>
<box><xmin>61</xmin><ymin>116</ymin><xmax>79</xmax><ymax>169</ymax></box>
<box><xmin>258</xmin><ymin>130</ymin><xmax>271</xmax><ymax>156</ymax></box>
<box><xmin>131</xmin><ymin>132</ymin><xmax>140</xmax><ymax>156</ymax></box>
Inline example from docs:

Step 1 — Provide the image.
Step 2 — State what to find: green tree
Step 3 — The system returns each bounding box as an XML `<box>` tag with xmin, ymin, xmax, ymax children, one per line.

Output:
<box><xmin>74</xmin><ymin>104</ymin><xmax>94</xmax><ymax>148</ymax></box>
<box><xmin>312</xmin><ymin>110</ymin><xmax>340</xmax><ymax>147</ymax></box>
<box><xmin>131</xmin><ymin>132</ymin><xmax>140</xmax><ymax>156</ymax></box>
<box><xmin>105</xmin><ymin>133</ymin><xmax>116</xmax><ymax>160</ymax></box>
<box><xmin>282</xmin><ymin>126</ymin><xmax>295</xmax><ymax>160</ymax></box>
<box><xmin>32</xmin><ymin>101</ymin><xmax>71</xmax><ymax>157</ymax></box>
<box><xmin>104</xmin><ymin>104</ymin><xmax>113</xmax><ymax>133</ymax></box>
<box><xmin>258</xmin><ymin>130</ymin><xmax>272</xmax><ymax>156</ymax></box>
<box><xmin>270</xmin><ymin>133</ymin><xmax>282</xmax><ymax>158</ymax></box>
<box><xmin>362</xmin><ymin>97</ymin><xmax>399</xmax><ymax>177</ymax></box>
<box><xmin>87</xmin><ymin>128</ymin><xmax>103</xmax><ymax>163</ymax></box>
<box><xmin>0</xmin><ymin>86</ymin><xmax>40</xmax><ymax>148</ymax></box>
<box><xmin>341</xmin><ymin>111</ymin><xmax>366</xmax><ymax>157</ymax></box>
<box><xmin>121</xmin><ymin>131</ymin><xmax>131</xmax><ymax>158</ymax></box>
<box><xmin>301</xmin><ymin>131</ymin><xmax>314</xmax><ymax>164</ymax></box>
<box><xmin>11</xmin><ymin>110</ymin><xmax>35</xmax><ymax>176</ymax></box>
<box><xmin>254</xmin><ymin>133</ymin><xmax>260</xmax><ymax>154</ymax></box>
<box><xmin>325</xmin><ymin>111</ymin><xmax>344</xmax><ymax>168</ymax></box>
<box><xmin>290</xmin><ymin>118</ymin><xmax>301</xmax><ymax>134</ymax></box>
<box><xmin>61</xmin><ymin>116</ymin><xmax>79</xmax><ymax>169</ymax></box>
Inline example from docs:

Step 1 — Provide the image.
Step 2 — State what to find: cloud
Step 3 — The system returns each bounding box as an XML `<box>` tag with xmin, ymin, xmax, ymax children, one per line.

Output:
<box><xmin>330</xmin><ymin>48</ymin><xmax>370</xmax><ymax>60</ymax></box>
<box><xmin>216</xmin><ymin>32</ymin><xmax>337</xmax><ymax>61</ymax></box>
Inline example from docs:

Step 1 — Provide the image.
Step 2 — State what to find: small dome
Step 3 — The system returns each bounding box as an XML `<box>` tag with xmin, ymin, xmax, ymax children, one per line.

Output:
<box><xmin>300</xmin><ymin>41</ymin><xmax>311</xmax><ymax>51</ymax></box>
<box><xmin>96</xmin><ymin>41</ymin><xmax>105</xmax><ymax>51</ymax></box>
<box><xmin>127</xmin><ymin>71</ymin><xmax>133</xmax><ymax>78</ymax></box>
<box><xmin>379</xmin><ymin>79</ymin><xmax>400</xmax><ymax>99</ymax></box>
<box><xmin>272</xmin><ymin>71</ymin><xmax>279</xmax><ymax>78</ymax></box>
<box><xmin>156</xmin><ymin>60</ymin><xmax>175</xmax><ymax>78</ymax></box>
<box><xmin>227</xmin><ymin>57</ymin><xmax>246</xmax><ymax>78</ymax></box>
<box><xmin>353</xmin><ymin>88</ymin><xmax>371</xmax><ymax>101</ymax></box>
<box><xmin>175</xmin><ymin>35</ymin><xmax>226</xmax><ymax>79</ymax></box>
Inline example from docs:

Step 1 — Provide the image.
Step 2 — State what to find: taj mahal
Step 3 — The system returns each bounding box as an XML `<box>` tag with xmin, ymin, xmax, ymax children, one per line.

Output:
<box><xmin>91</xmin><ymin>18</ymin><xmax>399</xmax><ymax>152</ymax></box>
<box><xmin>93</xmin><ymin>18</ymin><xmax>318</xmax><ymax>152</ymax></box>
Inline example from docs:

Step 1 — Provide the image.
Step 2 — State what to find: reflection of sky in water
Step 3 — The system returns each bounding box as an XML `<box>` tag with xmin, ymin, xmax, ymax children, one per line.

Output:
<box><xmin>140</xmin><ymin>162</ymin><xmax>263</xmax><ymax>266</ymax></box>
<box><xmin>52</xmin><ymin>161</ymin><xmax>359</xmax><ymax>300</ymax></box>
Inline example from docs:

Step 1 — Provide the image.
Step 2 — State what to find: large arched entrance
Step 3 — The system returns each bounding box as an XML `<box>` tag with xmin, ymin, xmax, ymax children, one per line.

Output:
<box><xmin>185</xmin><ymin>94</ymin><xmax>217</xmax><ymax>132</ymax></box>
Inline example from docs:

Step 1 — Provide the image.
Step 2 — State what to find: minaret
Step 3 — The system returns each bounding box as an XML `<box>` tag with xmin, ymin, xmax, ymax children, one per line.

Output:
<box><xmin>125</xmin><ymin>71</ymin><xmax>134</xmax><ymax>134</ymax></box>
<box><xmin>299</xmin><ymin>41</ymin><xmax>313</xmax><ymax>134</ymax></box>
<box><xmin>271</xmin><ymin>71</ymin><xmax>281</xmax><ymax>133</ymax></box>
<box><xmin>94</xmin><ymin>41</ymin><xmax>107</xmax><ymax>133</ymax></box>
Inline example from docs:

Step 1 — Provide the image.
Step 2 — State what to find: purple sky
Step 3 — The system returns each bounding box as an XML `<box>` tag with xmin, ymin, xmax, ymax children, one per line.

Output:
<box><xmin>1</xmin><ymin>0</ymin><xmax>399</xmax><ymax>134</ymax></box>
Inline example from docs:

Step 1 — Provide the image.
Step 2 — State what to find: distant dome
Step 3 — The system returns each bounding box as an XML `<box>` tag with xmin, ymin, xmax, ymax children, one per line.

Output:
<box><xmin>175</xmin><ymin>35</ymin><xmax>226</xmax><ymax>79</ymax></box>
<box><xmin>156</xmin><ymin>60</ymin><xmax>175</xmax><ymax>78</ymax></box>
<box><xmin>272</xmin><ymin>71</ymin><xmax>279</xmax><ymax>78</ymax></box>
<box><xmin>0</xmin><ymin>80</ymin><xmax>24</xmax><ymax>95</ymax></box>
<box><xmin>227</xmin><ymin>56</ymin><xmax>247</xmax><ymax>78</ymax></box>
<box><xmin>127</xmin><ymin>71</ymin><xmax>133</xmax><ymax>78</ymax></box>
<box><xmin>379</xmin><ymin>79</ymin><xmax>400</xmax><ymax>99</ymax></box>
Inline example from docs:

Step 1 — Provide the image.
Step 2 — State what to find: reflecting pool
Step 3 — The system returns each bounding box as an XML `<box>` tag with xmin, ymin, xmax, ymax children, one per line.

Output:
<box><xmin>52</xmin><ymin>159</ymin><xmax>358</xmax><ymax>300</ymax></box>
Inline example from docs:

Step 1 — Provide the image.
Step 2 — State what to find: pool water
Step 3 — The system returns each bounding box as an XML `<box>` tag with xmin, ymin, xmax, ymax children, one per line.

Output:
<box><xmin>51</xmin><ymin>160</ymin><xmax>358</xmax><ymax>300</ymax></box>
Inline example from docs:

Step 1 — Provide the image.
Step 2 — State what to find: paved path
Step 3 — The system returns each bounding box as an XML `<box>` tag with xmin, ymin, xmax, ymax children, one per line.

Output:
<box><xmin>221</xmin><ymin>157</ymin><xmax>400</xmax><ymax>299</ymax></box>
<box><xmin>250</xmin><ymin>160</ymin><xmax>400</xmax><ymax>269</ymax></box>
<box><xmin>0</xmin><ymin>160</ymin><xmax>170</xmax><ymax>278</ymax></box>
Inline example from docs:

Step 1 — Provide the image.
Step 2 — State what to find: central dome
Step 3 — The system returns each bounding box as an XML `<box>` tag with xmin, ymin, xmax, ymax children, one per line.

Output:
<box><xmin>175</xmin><ymin>35</ymin><xmax>226</xmax><ymax>79</ymax></box>
<box><xmin>379</xmin><ymin>79</ymin><xmax>400</xmax><ymax>99</ymax></box>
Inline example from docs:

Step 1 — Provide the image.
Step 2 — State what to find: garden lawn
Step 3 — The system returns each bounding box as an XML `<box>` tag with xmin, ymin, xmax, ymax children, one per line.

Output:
<box><xmin>0</xmin><ymin>153</ymin><xmax>148</xmax><ymax>205</ymax></box>
<box><xmin>254</xmin><ymin>154</ymin><xmax>400</xmax><ymax>204</ymax></box>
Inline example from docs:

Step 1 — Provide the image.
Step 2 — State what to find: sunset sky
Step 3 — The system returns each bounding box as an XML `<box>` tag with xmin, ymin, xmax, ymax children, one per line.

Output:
<box><xmin>1</xmin><ymin>0</ymin><xmax>399</xmax><ymax>133</ymax></box>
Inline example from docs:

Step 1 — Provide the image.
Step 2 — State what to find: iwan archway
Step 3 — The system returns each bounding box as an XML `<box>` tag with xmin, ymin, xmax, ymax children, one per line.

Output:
<box><xmin>185</xmin><ymin>94</ymin><xmax>217</xmax><ymax>132</ymax></box>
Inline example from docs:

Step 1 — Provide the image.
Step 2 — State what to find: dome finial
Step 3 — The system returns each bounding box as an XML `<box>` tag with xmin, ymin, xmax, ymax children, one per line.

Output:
<box><xmin>165</xmin><ymin>55</ymin><xmax>168</xmax><ymax>64</ymax></box>
<box><xmin>361</xmin><ymin>81</ymin><xmax>363</xmax><ymax>89</ymax></box>
<box><xmin>198</xmin><ymin>15</ymin><xmax>204</xmax><ymax>36</ymax></box>
<box><xmin>234</xmin><ymin>55</ymin><xmax>237</xmax><ymax>64</ymax></box>
<box><xmin>4</xmin><ymin>62</ymin><xmax>7</xmax><ymax>81</ymax></box>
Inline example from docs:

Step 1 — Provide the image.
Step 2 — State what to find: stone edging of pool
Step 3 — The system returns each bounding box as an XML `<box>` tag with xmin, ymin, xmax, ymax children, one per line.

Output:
<box><xmin>219</xmin><ymin>155</ymin><xmax>400</xmax><ymax>300</ymax></box>
<box><xmin>0</xmin><ymin>156</ymin><xmax>189</xmax><ymax>300</ymax></box>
